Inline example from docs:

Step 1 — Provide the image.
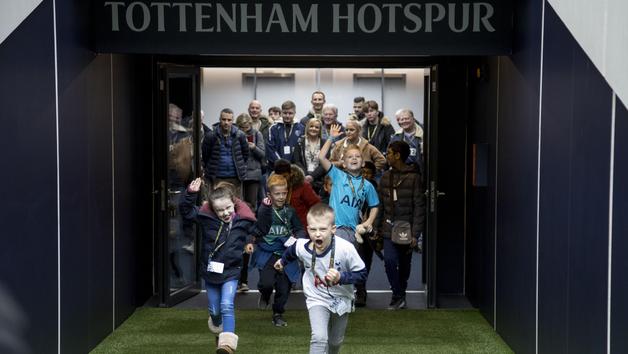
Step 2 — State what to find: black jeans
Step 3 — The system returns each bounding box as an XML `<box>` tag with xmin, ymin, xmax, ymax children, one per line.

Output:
<box><xmin>258</xmin><ymin>254</ymin><xmax>291</xmax><ymax>314</ymax></box>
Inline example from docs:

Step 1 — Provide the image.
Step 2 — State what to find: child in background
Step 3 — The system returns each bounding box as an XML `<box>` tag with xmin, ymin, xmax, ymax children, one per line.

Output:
<box><xmin>250</xmin><ymin>174</ymin><xmax>306</xmax><ymax>327</ymax></box>
<box><xmin>320</xmin><ymin>176</ymin><xmax>333</xmax><ymax>204</ymax></box>
<box><xmin>180</xmin><ymin>177</ymin><xmax>255</xmax><ymax>354</ymax></box>
<box><xmin>354</xmin><ymin>161</ymin><xmax>382</xmax><ymax>307</ymax></box>
<box><xmin>268</xmin><ymin>106</ymin><xmax>282</xmax><ymax>124</ymax></box>
<box><xmin>318</xmin><ymin>123</ymin><xmax>379</xmax><ymax>245</ymax></box>
<box><xmin>275</xmin><ymin>203</ymin><xmax>367</xmax><ymax>354</ymax></box>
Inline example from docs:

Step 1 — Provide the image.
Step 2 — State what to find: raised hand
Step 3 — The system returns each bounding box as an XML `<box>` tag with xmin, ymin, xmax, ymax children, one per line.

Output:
<box><xmin>330</xmin><ymin>124</ymin><xmax>342</xmax><ymax>138</ymax></box>
<box><xmin>188</xmin><ymin>177</ymin><xmax>202</xmax><ymax>193</ymax></box>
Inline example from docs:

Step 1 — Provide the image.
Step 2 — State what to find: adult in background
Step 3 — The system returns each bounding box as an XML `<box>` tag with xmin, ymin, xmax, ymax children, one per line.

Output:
<box><xmin>235</xmin><ymin>113</ymin><xmax>265</xmax><ymax>293</ymax></box>
<box><xmin>376</xmin><ymin>140</ymin><xmax>425</xmax><ymax>310</ymax></box>
<box><xmin>362</xmin><ymin>100</ymin><xmax>395</xmax><ymax>155</ymax></box>
<box><xmin>248</xmin><ymin>100</ymin><xmax>271</xmax><ymax>142</ymax></box>
<box><xmin>320</xmin><ymin>104</ymin><xmax>345</xmax><ymax>141</ymax></box>
<box><xmin>294</xmin><ymin>117</ymin><xmax>327</xmax><ymax>194</ymax></box>
<box><xmin>347</xmin><ymin>96</ymin><xmax>366</xmax><ymax>122</ymax></box>
<box><xmin>299</xmin><ymin>90</ymin><xmax>326</xmax><ymax>125</ymax></box>
<box><xmin>329</xmin><ymin>120</ymin><xmax>387</xmax><ymax>172</ymax></box>
<box><xmin>267</xmin><ymin>100</ymin><xmax>305</xmax><ymax>167</ymax></box>
<box><xmin>389</xmin><ymin>109</ymin><xmax>424</xmax><ymax>174</ymax></box>
<box><xmin>202</xmin><ymin>108</ymin><xmax>249</xmax><ymax>198</ymax></box>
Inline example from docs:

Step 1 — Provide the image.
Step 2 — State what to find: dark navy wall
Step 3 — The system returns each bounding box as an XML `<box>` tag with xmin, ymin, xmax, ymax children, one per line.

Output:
<box><xmin>493</xmin><ymin>0</ymin><xmax>542</xmax><ymax>352</ymax></box>
<box><xmin>467</xmin><ymin>1</ymin><xmax>627</xmax><ymax>353</ymax></box>
<box><xmin>0</xmin><ymin>2</ymin><xmax>57</xmax><ymax>353</ymax></box>
<box><xmin>466</xmin><ymin>56</ymin><xmax>498</xmax><ymax>324</ymax></box>
<box><xmin>538</xmin><ymin>5</ymin><xmax>612</xmax><ymax>353</ymax></box>
<box><xmin>0</xmin><ymin>1</ymin><xmax>153</xmax><ymax>353</ymax></box>
<box><xmin>611</xmin><ymin>98</ymin><xmax>628</xmax><ymax>353</ymax></box>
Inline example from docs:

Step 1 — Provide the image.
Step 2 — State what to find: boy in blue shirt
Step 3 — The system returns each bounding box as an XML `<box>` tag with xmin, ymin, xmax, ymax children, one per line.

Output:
<box><xmin>318</xmin><ymin>124</ymin><xmax>379</xmax><ymax>245</ymax></box>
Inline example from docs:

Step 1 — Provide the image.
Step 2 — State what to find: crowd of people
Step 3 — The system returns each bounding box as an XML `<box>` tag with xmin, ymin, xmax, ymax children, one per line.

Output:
<box><xmin>169</xmin><ymin>91</ymin><xmax>426</xmax><ymax>354</ymax></box>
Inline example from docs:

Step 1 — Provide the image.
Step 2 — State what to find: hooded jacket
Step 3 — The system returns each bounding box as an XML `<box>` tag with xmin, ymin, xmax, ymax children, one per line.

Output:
<box><xmin>330</xmin><ymin>137</ymin><xmax>387</xmax><ymax>172</ymax></box>
<box><xmin>274</xmin><ymin>164</ymin><xmax>321</xmax><ymax>228</ymax></box>
<box><xmin>361</xmin><ymin>115</ymin><xmax>395</xmax><ymax>154</ymax></box>
<box><xmin>179</xmin><ymin>191</ymin><xmax>256</xmax><ymax>284</ymax></box>
<box><xmin>376</xmin><ymin>164</ymin><xmax>425</xmax><ymax>240</ymax></box>
<box><xmin>202</xmin><ymin>124</ymin><xmax>249</xmax><ymax>180</ymax></box>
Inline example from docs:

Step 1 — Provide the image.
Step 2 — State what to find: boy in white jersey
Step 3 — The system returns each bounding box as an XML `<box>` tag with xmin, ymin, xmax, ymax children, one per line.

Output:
<box><xmin>274</xmin><ymin>203</ymin><xmax>367</xmax><ymax>354</ymax></box>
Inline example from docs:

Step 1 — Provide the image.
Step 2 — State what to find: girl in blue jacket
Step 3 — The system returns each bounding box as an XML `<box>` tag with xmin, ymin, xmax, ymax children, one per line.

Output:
<box><xmin>180</xmin><ymin>178</ymin><xmax>256</xmax><ymax>354</ymax></box>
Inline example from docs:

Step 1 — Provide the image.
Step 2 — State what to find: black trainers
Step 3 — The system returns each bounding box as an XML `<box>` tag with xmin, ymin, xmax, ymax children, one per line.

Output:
<box><xmin>355</xmin><ymin>289</ymin><xmax>367</xmax><ymax>307</ymax></box>
<box><xmin>237</xmin><ymin>283</ymin><xmax>249</xmax><ymax>293</ymax></box>
<box><xmin>272</xmin><ymin>313</ymin><xmax>288</xmax><ymax>327</ymax></box>
<box><xmin>387</xmin><ymin>297</ymin><xmax>407</xmax><ymax>310</ymax></box>
<box><xmin>258</xmin><ymin>294</ymin><xmax>270</xmax><ymax>310</ymax></box>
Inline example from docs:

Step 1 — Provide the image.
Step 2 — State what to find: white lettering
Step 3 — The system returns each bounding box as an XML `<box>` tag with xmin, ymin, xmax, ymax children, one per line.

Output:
<box><xmin>448</xmin><ymin>3</ymin><xmax>469</xmax><ymax>33</ymax></box>
<box><xmin>403</xmin><ymin>4</ymin><xmax>422</xmax><ymax>33</ymax></box>
<box><xmin>293</xmin><ymin>4</ymin><xmax>318</xmax><ymax>32</ymax></box>
<box><xmin>382</xmin><ymin>4</ymin><xmax>402</xmax><ymax>32</ymax></box>
<box><xmin>473</xmin><ymin>3</ymin><xmax>495</xmax><ymax>32</ymax></box>
<box><xmin>150</xmin><ymin>2</ymin><xmax>170</xmax><ymax>32</ymax></box>
<box><xmin>425</xmin><ymin>3</ymin><xmax>445</xmax><ymax>32</ymax></box>
<box><xmin>240</xmin><ymin>4</ymin><xmax>263</xmax><ymax>32</ymax></box>
<box><xmin>216</xmin><ymin>3</ymin><xmax>237</xmax><ymax>32</ymax></box>
<box><xmin>266</xmin><ymin>4</ymin><xmax>289</xmax><ymax>32</ymax></box>
<box><xmin>172</xmin><ymin>2</ymin><xmax>192</xmax><ymax>32</ymax></box>
<box><xmin>357</xmin><ymin>4</ymin><xmax>382</xmax><ymax>33</ymax></box>
<box><xmin>104</xmin><ymin>2</ymin><xmax>124</xmax><ymax>31</ymax></box>
<box><xmin>332</xmin><ymin>4</ymin><xmax>354</xmax><ymax>33</ymax></box>
<box><xmin>195</xmin><ymin>3</ymin><xmax>213</xmax><ymax>32</ymax></box>
<box><xmin>126</xmin><ymin>2</ymin><xmax>150</xmax><ymax>32</ymax></box>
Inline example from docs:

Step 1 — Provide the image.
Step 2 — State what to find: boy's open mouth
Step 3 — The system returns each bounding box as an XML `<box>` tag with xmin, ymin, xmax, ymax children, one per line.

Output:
<box><xmin>315</xmin><ymin>239</ymin><xmax>323</xmax><ymax>246</ymax></box>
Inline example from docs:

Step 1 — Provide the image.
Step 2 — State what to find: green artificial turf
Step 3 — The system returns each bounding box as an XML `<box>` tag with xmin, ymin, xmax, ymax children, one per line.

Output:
<box><xmin>91</xmin><ymin>308</ymin><xmax>512</xmax><ymax>353</ymax></box>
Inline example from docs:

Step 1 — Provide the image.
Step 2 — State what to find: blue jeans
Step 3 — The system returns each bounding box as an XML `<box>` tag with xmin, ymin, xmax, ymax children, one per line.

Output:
<box><xmin>205</xmin><ymin>279</ymin><xmax>238</xmax><ymax>332</ymax></box>
<box><xmin>383</xmin><ymin>238</ymin><xmax>413</xmax><ymax>300</ymax></box>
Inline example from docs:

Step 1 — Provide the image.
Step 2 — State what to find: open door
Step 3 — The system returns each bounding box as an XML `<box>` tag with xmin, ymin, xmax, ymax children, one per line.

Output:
<box><xmin>425</xmin><ymin>64</ymin><xmax>443</xmax><ymax>308</ymax></box>
<box><xmin>155</xmin><ymin>64</ymin><xmax>202</xmax><ymax>306</ymax></box>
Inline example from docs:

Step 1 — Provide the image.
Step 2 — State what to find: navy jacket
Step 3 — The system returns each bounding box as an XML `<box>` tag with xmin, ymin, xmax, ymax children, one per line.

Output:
<box><xmin>180</xmin><ymin>191</ymin><xmax>256</xmax><ymax>284</ymax></box>
<box><xmin>202</xmin><ymin>124</ymin><xmax>249</xmax><ymax>180</ymax></box>
<box><xmin>266</xmin><ymin>122</ymin><xmax>305</xmax><ymax>165</ymax></box>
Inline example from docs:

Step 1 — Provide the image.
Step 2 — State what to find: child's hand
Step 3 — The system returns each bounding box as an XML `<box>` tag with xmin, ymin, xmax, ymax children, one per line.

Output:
<box><xmin>188</xmin><ymin>177</ymin><xmax>202</xmax><ymax>193</ymax></box>
<box><xmin>262</xmin><ymin>197</ymin><xmax>272</xmax><ymax>206</ymax></box>
<box><xmin>304</xmin><ymin>175</ymin><xmax>313</xmax><ymax>183</ymax></box>
<box><xmin>244</xmin><ymin>243</ymin><xmax>255</xmax><ymax>254</ymax></box>
<box><xmin>274</xmin><ymin>259</ymin><xmax>284</xmax><ymax>272</ymax></box>
<box><xmin>330</xmin><ymin>124</ymin><xmax>342</xmax><ymax>138</ymax></box>
<box><xmin>325</xmin><ymin>268</ymin><xmax>340</xmax><ymax>286</ymax></box>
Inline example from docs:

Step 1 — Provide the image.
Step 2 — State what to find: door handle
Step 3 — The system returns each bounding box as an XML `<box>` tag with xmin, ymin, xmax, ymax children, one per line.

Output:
<box><xmin>168</xmin><ymin>189</ymin><xmax>182</xmax><ymax>195</ymax></box>
<box><xmin>429</xmin><ymin>181</ymin><xmax>445</xmax><ymax>212</ymax></box>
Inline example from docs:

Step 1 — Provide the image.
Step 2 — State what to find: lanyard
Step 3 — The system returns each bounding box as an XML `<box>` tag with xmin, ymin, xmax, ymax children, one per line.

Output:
<box><xmin>208</xmin><ymin>220</ymin><xmax>231</xmax><ymax>260</ymax></box>
<box><xmin>347</xmin><ymin>174</ymin><xmax>365</xmax><ymax>199</ymax></box>
<box><xmin>284</xmin><ymin>124</ymin><xmax>293</xmax><ymax>141</ymax></box>
<box><xmin>367</xmin><ymin>124</ymin><xmax>378</xmax><ymax>141</ymax></box>
<box><xmin>311</xmin><ymin>236</ymin><xmax>336</xmax><ymax>277</ymax></box>
<box><xmin>273</xmin><ymin>207</ymin><xmax>289</xmax><ymax>226</ymax></box>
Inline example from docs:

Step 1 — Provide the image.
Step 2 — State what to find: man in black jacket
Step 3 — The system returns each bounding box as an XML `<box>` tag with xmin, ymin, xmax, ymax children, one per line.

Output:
<box><xmin>202</xmin><ymin>108</ymin><xmax>249</xmax><ymax>198</ymax></box>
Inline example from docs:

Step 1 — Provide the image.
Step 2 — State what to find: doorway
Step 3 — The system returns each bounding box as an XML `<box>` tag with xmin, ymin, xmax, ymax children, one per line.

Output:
<box><xmin>153</xmin><ymin>59</ymin><xmax>467</xmax><ymax>309</ymax></box>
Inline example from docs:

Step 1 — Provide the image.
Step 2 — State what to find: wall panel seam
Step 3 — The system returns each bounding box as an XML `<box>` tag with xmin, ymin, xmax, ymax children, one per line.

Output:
<box><xmin>535</xmin><ymin>2</ymin><xmax>546</xmax><ymax>353</ymax></box>
<box><xmin>606</xmin><ymin>92</ymin><xmax>615</xmax><ymax>354</ymax></box>
<box><xmin>53</xmin><ymin>0</ymin><xmax>61</xmax><ymax>352</ymax></box>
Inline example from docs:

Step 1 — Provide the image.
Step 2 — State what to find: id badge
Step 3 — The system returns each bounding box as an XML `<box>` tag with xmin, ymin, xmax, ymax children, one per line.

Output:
<box><xmin>283</xmin><ymin>236</ymin><xmax>297</xmax><ymax>247</ymax></box>
<box><xmin>410</xmin><ymin>147</ymin><xmax>417</xmax><ymax>157</ymax></box>
<box><xmin>283</xmin><ymin>146</ymin><xmax>291</xmax><ymax>155</ymax></box>
<box><xmin>207</xmin><ymin>261</ymin><xmax>225</xmax><ymax>274</ymax></box>
<box><xmin>331</xmin><ymin>297</ymin><xmax>350</xmax><ymax>316</ymax></box>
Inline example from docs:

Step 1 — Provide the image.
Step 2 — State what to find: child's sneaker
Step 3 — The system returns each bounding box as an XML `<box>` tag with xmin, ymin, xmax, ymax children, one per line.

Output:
<box><xmin>237</xmin><ymin>283</ymin><xmax>249</xmax><ymax>293</ymax></box>
<box><xmin>272</xmin><ymin>313</ymin><xmax>287</xmax><ymax>327</ymax></box>
<box><xmin>258</xmin><ymin>293</ymin><xmax>270</xmax><ymax>310</ymax></box>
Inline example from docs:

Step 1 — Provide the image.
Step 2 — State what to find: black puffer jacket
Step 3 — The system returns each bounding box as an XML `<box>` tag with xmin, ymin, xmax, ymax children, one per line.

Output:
<box><xmin>202</xmin><ymin>125</ymin><xmax>249</xmax><ymax>180</ymax></box>
<box><xmin>377</xmin><ymin>165</ymin><xmax>425</xmax><ymax>240</ymax></box>
<box><xmin>362</xmin><ymin>115</ymin><xmax>395</xmax><ymax>154</ymax></box>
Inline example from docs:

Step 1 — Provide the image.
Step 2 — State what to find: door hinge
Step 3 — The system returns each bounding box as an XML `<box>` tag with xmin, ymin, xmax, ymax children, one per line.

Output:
<box><xmin>431</xmin><ymin>81</ymin><xmax>437</xmax><ymax>92</ymax></box>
